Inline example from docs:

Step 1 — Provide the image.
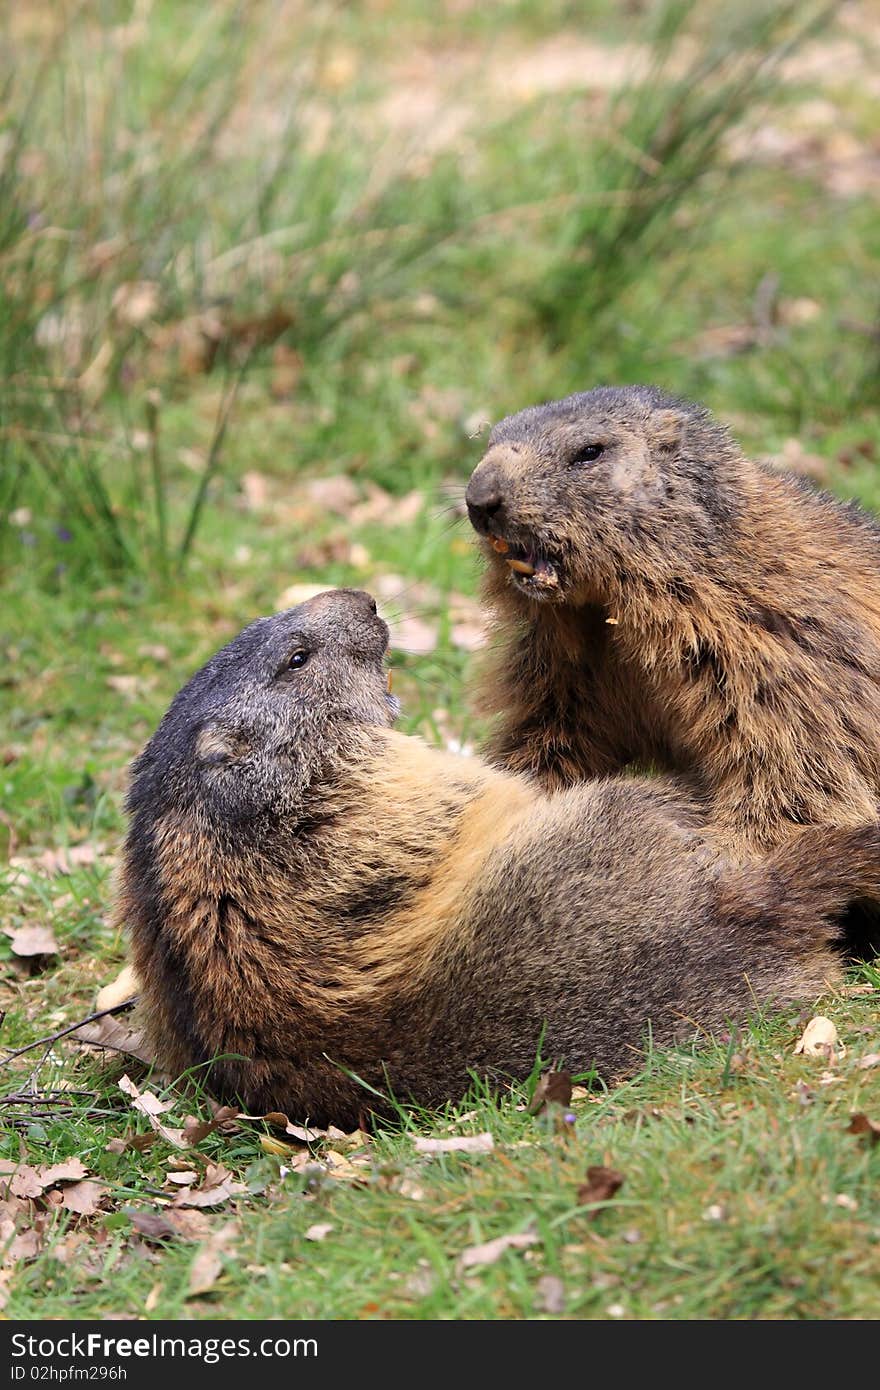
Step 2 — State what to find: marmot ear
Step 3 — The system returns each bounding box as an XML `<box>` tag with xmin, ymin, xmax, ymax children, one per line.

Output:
<box><xmin>651</xmin><ymin>409</ymin><xmax>684</xmax><ymax>456</ymax></box>
<box><xmin>195</xmin><ymin>724</ymin><xmax>249</xmax><ymax>767</ymax></box>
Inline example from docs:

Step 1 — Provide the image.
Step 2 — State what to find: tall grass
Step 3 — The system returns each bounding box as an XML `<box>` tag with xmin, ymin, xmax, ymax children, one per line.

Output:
<box><xmin>0</xmin><ymin>0</ymin><xmax>833</xmax><ymax>584</ymax></box>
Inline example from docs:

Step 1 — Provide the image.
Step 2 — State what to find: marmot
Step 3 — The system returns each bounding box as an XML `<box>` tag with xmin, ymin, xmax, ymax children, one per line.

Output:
<box><xmin>466</xmin><ymin>386</ymin><xmax>880</xmax><ymax>857</ymax></box>
<box><xmin>117</xmin><ymin>589</ymin><xmax>878</xmax><ymax>1127</ymax></box>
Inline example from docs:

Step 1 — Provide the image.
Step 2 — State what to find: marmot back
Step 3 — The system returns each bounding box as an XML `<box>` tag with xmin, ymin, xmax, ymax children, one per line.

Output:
<box><xmin>117</xmin><ymin>589</ymin><xmax>880</xmax><ymax>1127</ymax></box>
<box><xmin>466</xmin><ymin>386</ymin><xmax>880</xmax><ymax>873</ymax></box>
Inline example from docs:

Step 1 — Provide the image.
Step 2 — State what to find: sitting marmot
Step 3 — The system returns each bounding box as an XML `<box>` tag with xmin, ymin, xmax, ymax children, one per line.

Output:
<box><xmin>466</xmin><ymin>386</ymin><xmax>880</xmax><ymax>858</ymax></box>
<box><xmin>116</xmin><ymin>589</ymin><xmax>876</xmax><ymax>1126</ymax></box>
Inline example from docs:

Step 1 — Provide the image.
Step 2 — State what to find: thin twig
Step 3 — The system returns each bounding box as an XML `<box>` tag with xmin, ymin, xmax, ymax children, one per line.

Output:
<box><xmin>0</xmin><ymin>999</ymin><xmax>139</xmax><ymax>1069</ymax></box>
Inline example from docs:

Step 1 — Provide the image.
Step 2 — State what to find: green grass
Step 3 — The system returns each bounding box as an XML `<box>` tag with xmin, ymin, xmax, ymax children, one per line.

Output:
<box><xmin>2</xmin><ymin>0</ymin><xmax>880</xmax><ymax>1321</ymax></box>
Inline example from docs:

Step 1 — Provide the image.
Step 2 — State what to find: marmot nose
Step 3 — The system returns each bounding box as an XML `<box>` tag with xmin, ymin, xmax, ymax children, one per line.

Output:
<box><xmin>465</xmin><ymin>470</ymin><xmax>504</xmax><ymax>530</ymax></box>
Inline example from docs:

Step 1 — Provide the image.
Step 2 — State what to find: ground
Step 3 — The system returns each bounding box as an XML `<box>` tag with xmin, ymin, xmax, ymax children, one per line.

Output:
<box><xmin>1</xmin><ymin>0</ymin><xmax>879</xmax><ymax>1320</ymax></box>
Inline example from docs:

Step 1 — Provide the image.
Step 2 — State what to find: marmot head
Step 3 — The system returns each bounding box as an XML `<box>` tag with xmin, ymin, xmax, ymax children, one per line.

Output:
<box><xmin>127</xmin><ymin>588</ymin><xmax>396</xmax><ymax>826</ymax></box>
<box><xmin>465</xmin><ymin>386</ymin><xmax>738</xmax><ymax>603</ymax></box>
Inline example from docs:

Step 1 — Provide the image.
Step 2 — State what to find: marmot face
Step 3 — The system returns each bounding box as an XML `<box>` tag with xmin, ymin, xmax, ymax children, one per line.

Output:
<box><xmin>128</xmin><ymin>588</ymin><xmax>397</xmax><ymax>826</ymax></box>
<box><xmin>466</xmin><ymin>385</ymin><xmax>735</xmax><ymax>603</ymax></box>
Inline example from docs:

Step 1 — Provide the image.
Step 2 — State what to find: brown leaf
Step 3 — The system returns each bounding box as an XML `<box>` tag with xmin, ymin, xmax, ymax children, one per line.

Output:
<box><xmin>528</xmin><ymin>1070</ymin><xmax>574</xmax><ymax>1115</ymax></box>
<box><xmin>856</xmin><ymin>1052</ymin><xmax>880</xmax><ymax>1070</ymax></box>
<box><xmin>0</xmin><ymin>1163</ymin><xmax>45</xmax><ymax>1200</ymax></box>
<box><xmin>577</xmin><ymin>1165</ymin><xmax>625</xmax><ymax>1214</ymax></box>
<box><xmin>38</xmin><ymin>1158</ymin><xmax>88</xmax><ymax>1187</ymax></box>
<box><xmin>75</xmin><ymin>1015</ymin><xmax>154</xmax><ymax>1066</ymax></box>
<box><xmin>847</xmin><ymin>1113</ymin><xmax>880</xmax><ymax>1144</ymax></box>
<box><xmin>118</xmin><ymin>1075</ymin><xmax>184</xmax><ymax>1148</ymax></box>
<box><xmin>182</xmin><ymin>1107</ymin><xmax>239</xmax><ymax>1147</ymax></box>
<box><xmin>125</xmin><ymin>1208</ymin><xmax>178</xmax><ymax>1241</ymax></box>
<box><xmin>172</xmin><ymin>1163</ymin><xmax>247</xmax><ymax>1208</ymax></box>
<box><xmin>106</xmin><ymin>1132</ymin><xmax>157</xmax><ymax>1155</ymax></box>
<box><xmin>3</xmin><ymin>924</ymin><xmax>58</xmax><ymax>957</ymax></box>
<box><xmin>413</xmin><ymin>1133</ymin><xmax>494</xmax><ymax>1156</ymax></box>
<box><xmin>304</xmin><ymin>476</ymin><xmax>360</xmax><ymax>515</ymax></box>
<box><xmin>60</xmin><ymin>1181</ymin><xmax>107</xmax><ymax>1216</ymax></box>
<box><xmin>186</xmin><ymin>1224</ymin><xmax>237</xmax><ymax>1299</ymax></box>
<box><xmin>255</xmin><ymin>1112</ymin><xmax>325</xmax><ymax>1144</ymax></box>
<box><xmin>457</xmin><ymin>1231</ymin><xmax>538</xmax><ymax>1272</ymax></box>
<box><xmin>240</xmin><ymin>471</ymin><xmax>269</xmax><ymax>512</ymax></box>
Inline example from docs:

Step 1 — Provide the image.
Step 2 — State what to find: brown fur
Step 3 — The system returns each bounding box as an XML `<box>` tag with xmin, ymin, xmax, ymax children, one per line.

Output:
<box><xmin>117</xmin><ymin>589</ymin><xmax>877</xmax><ymax>1128</ymax></box>
<box><xmin>466</xmin><ymin>387</ymin><xmax>880</xmax><ymax>862</ymax></box>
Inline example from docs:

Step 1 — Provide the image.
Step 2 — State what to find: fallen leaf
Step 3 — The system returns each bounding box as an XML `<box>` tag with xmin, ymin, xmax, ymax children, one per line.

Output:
<box><xmin>794</xmin><ymin>1016</ymin><xmax>845</xmax><ymax>1060</ymax></box>
<box><xmin>304</xmin><ymin>1223</ymin><xmax>333</xmax><ymax>1242</ymax></box>
<box><xmin>60</xmin><ymin>1181</ymin><xmax>107</xmax><ymax>1216</ymax></box>
<box><xmin>240</xmin><ymin>471</ymin><xmax>269</xmax><ymax>511</ymax></box>
<box><xmin>182</xmin><ymin>1107</ymin><xmax>239</xmax><ymax>1147</ymax></box>
<box><xmin>577</xmin><ymin>1165</ymin><xmax>625</xmax><ymax>1214</ymax></box>
<box><xmin>144</xmin><ymin>1284</ymin><xmax>161</xmax><ymax>1313</ymax></box>
<box><xmin>528</xmin><ymin>1070</ymin><xmax>573</xmax><ymax>1115</ymax></box>
<box><xmin>255</xmin><ymin>1112</ymin><xmax>325</xmax><ymax>1144</ymax></box>
<box><xmin>457</xmin><ymin>1231</ymin><xmax>538</xmax><ymax>1272</ymax></box>
<box><xmin>413</xmin><ymin>1133</ymin><xmax>494</xmax><ymax>1156</ymax></box>
<box><xmin>3</xmin><ymin>924</ymin><xmax>58</xmax><ymax>957</ymax></box>
<box><xmin>125</xmin><ymin>1209</ymin><xmax>178</xmax><ymax>1242</ymax></box>
<box><xmin>164</xmin><ymin>1171</ymin><xmax>199</xmax><ymax>1187</ymax></box>
<box><xmin>172</xmin><ymin>1163</ymin><xmax>247</xmax><ymax>1208</ymax></box>
<box><xmin>75</xmin><ymin>1015</ymin><xmax>154</xmax><ymax>1066</ymax></box>
<box><xmin>0</xmin><ymin>1163</ymin><xmax>45</xmax><ymax>1200</ymax></box>
<box><xmin>186</xmin><ymin>1224</ymin><xmax>237</xmax><ymax>1298</ymax></box>
<box><xmin>856</xmin><ymin>1052</ymin><xmax>880</xmax><ymax>1070</ymax></box>
<box><xmin>847</xmin><ymin>1113</ymin><xmax>880</xmax><ymax>1145</ymax></box>
<box><xmin>118</xmin><ymin>1075</ymin><xmax>184</xmax><ymax>1148</ymax></box>
<box><xmin>38</xmin><ymin>1159</ymin><xmax>88</xmax><ymax>1187</ymax></box>
<box><xmin>105</xmin><ymin>1132</ymin><xmax>157</xmax><ymax>1155</ymax></box>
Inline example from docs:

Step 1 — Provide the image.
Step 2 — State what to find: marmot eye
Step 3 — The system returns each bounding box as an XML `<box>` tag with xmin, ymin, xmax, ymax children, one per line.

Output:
<box><xmin>571</xmin><ymin>443</ymin><xmax>604</xmax><ymax>465</ymax></box>
<box><xmin>287</xmin><ymin>650</ymin><xmax>309</xmax><ymax>671</ymax></box>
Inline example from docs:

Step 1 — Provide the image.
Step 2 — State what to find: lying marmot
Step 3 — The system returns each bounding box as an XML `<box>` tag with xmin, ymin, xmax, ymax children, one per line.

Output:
<box><xmin>466</xmin><ymin>386</ymin><xmax>880</xmax><ymax>859</ymax></box>
<box><xmin>117</xmin><ymin>589</ymin><xmax>878</xmax><ymax>1127</ymax></box>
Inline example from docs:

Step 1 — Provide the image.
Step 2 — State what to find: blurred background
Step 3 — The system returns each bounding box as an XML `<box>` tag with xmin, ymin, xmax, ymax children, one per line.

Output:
<box><xmin>2</xmin><ymin>0</ymin><xmax>880</xmax><ymax>842</ymax></box>
<box><xmin>2</xmin><ymin>1</ymin><xmax>880</xmax><ymax>1322</ymax></box>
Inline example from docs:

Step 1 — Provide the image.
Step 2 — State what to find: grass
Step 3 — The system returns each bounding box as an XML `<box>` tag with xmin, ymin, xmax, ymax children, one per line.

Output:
<box><xmin>1</xmin><ymin>0</ymin><xmax>880</xmax><ymax>1321</ymax></box>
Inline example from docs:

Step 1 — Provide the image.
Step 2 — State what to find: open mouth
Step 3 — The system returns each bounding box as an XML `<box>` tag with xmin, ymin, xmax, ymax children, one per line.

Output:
<box><xmin>488</xmin><ymin>534</ymin><xmax>560</xmax><ymax>596</ymax></box>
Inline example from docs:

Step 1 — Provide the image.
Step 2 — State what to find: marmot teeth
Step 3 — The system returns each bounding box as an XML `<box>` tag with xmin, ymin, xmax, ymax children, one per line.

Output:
<box><xmin>507</xmin><ymin>557</ymin><xmax>535</xmax><ymax>576</ymax></box>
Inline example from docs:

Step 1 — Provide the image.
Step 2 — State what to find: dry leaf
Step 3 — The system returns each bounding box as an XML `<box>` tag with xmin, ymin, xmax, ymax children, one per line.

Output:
<box><xmin>847</xmin><ymin>1113</ymin><xmax>880</xmax><ymax>1145</ymax></box>
<box><xmin>118</xmin><ymin>1075</ymin><xmax>184</xmax><ymax>1148</ymax></box>
<box><xmin>60</xmin><ymin>1181</ymin><xmax>107</xmax><ymax>1216</ymax></box>
<box><xmin>75</xmin><ymin>1015</ymin><xmax>154</xmax><ymax>1066</ymax></box>
<box><xmin>105</xmin><ymin>1132</ymin><xmax>157</xmax><ymax>1155</ymax></box>
<box><xmin>3</xmin><ymin>924</ymin><xmax>58</xmax><ymax>957</ymax></box>
<box><xmin>413</xmin><ymin>1133</ymin><xmax>494</xmax><ymax>1156</ymax></box>
<box><xmin>172</xmin><ymin>1163</ymin><xmax>247</xmax><ymax>1208</ymax></box>
<box><xmin>304</xmin><ymin>1223</ymin><xmax>333</xmax><ymax>1242</ymax></box>
<box><xmin>856</xmin><ymin>1052</ymin><xmax>880</xmax><ymax>1070</ymax></box>
<box><xmin>186</xmin><ymin>1224</ymin><xmax>237</xmax><ymax>1298</ymax></box>
<box><xmin>304</xmin><ymin>476</ymin><xmax>360</xmax><ymax>515</ymax></box>
<box><xmin>793</xmin><ymin>1016</ymin><xmax>845</xmax><ymax>1060</ymax></box>
<box><xmin>275</xmin><ymin>583</ymin><xmax>332</xmax><ymax>611</ymax></box>
<box><xmin>457</xmin><ymin>1231</ymin><xmax>538</xmax><ymax>1272</ymax></box>
<box><xmin>95</xmin><ymin>964</ymin><xmax>140</xmax><ymax>1012</ymax></box>
<box><xmin>182</xmin><ymin>1107</ymin><xmax>239</xmax><ymax>1147</ymax></box>
<box><xmin>240</xmin><ymin>471</ymin><xmax>269</xmax><ymax>511</ymax></box>
<box><xmin>577</xmin><ymin>1165</ymin><xmax>625</xmax><ymax>1214</ymax></box>
<box><xmin>528</xmin><ymin>1070</ymin><xmax>573</xmax><ymax>1115</ymax></box>
<box><xmin>0</xmin><ymin>1163</ymin><xmax>45</xmax><ymax>1200</ymax></box>
<box><xmin>38</xmin><ymin>1159</ymin><xmax>88</xmax><ymax>1187</ymax></box>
